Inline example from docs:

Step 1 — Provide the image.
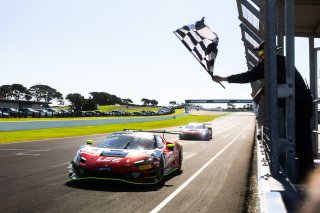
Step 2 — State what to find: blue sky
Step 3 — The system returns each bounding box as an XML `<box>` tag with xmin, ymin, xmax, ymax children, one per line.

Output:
<box><xmin>0</xmin><ymin>0</ymin><xmax>319</xmax><ymax>106</ymax></box>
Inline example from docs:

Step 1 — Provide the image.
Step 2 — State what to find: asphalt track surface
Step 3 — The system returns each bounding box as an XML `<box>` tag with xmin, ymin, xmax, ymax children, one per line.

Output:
<box><xmin>0</xmin><ymin>112</ymin><xmax>256</xmax><ymax>213</ymax></box>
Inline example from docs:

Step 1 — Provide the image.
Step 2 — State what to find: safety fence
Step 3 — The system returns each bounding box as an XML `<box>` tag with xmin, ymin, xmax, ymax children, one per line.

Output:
<box><xmin>0</xmin><ymin>109</ymin><xmax>174</xmax><ymax>119</ymax></box>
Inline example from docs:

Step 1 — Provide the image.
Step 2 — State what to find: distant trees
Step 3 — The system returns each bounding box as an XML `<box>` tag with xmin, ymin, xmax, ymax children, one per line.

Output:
<box><xmin>169</xmin><ymin>101</ymin><xmax>177</xmax><ymax>106</ymax></box>
<box><xmin>90</xmin><ymin>92</ymin><xmax>122</xmax><ymax>105</ymax></box>
<box><xmin>66</xmin><ymin>93</ymin><xmax>83</xmax><ymax>111</ymax></box>
<box><xmin>109</xmin><ymin>94</ymin><xmax>122</xmax><ymax>105</ymax></box>
<box><xmin>0</xmin><ymin>83</ymin><xmax>62</xmax><ymax>106</ymax></box>
<box><xmin>66</xmin><ymin>93</ymin><xmax>99</xmax><ymax>111</ymax></box>
<box><xmin>29</xmin><ymin>84</ymin><xmax>63</xmax><ymax>104</ymax></box>
<box><xmin>242</xmin><ymin>104</ymin><xmax>252</xmax><ymax>110</ymax></box>
<box><xmin>150</xmin><ymin>99</ymin><xmax>158</xmax><ymax>106</ymax></box>
<box><xmin>0</xmin><ymin>83</ymin><xmax>163</xmax><ymax>110</ymax></box>
<box><xmin>0</xmin><ymin>84</ymin><xmax>30</xmax><ymax>100</ymax></box>
<box><xmin>122</xmin><ymin>98</ymin><xmax>133</xmax><ymax>105</ymax></box>
<box><xmin>141</xmin><ymin>98</ymin><xmax>158</xmax><ymax>106</ymax></box>
<box><xmin>141</xmin><ymin>98</ymin><xmax>150</xmax><ymax>106</ymax></box>
<box><xmin>10</xmin><ymin>84</ymin><xmax>30</xmax><ymax>100</ymax></box>
<box><xmin>0</xmin><ymin>85</ymin><xmax>11</xmax><ymax>99</ymax></box>
<box><xmin>82</xmin><ymin>98</ymin><xmax>97</xmax><ymax>111</ymax></box>
<box><xmin>227</xmin><ymin>103</ymin><xmax>235</xmax><ymax>109</ymax></box>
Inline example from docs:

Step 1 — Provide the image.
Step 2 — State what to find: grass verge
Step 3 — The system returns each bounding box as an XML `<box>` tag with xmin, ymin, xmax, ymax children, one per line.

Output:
<box><xmin>0</xmin><ymin>114</ymin><xmax>223</xmax><ymax>144</ymax></box>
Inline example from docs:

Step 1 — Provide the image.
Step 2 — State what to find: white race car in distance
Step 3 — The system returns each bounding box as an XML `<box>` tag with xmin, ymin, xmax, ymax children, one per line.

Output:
<box><xmin>179</xmin><ymin>123</ymin><xmax>212</xmax><ymax>141</ymax></box>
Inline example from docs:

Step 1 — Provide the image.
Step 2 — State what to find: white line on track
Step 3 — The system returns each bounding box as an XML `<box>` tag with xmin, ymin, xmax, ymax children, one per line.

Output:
<box><xmin>150</xmin><ymin>120</ymin><xmax>253</xmax><ymax>213</ymax></box>
<box><xmin>0</xmin><ymin>149</ymin><xmax>51</xmax><ymax>151</ymax></box>
<box><xmin>16</xmin><ymin>153</ymin><xmax>40</xmax><ymax>156</ymax></box>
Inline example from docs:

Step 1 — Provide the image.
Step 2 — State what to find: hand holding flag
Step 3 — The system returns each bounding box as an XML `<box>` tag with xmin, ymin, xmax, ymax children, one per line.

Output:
<box><xmin>212</xmin><ymin>75</ymin><xmax>228</xmax><ymax>83</ymax></box>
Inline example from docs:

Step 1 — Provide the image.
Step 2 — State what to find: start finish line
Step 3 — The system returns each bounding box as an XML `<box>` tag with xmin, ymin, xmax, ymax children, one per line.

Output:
<box><xmin>185</xmin><ymin>99</ymin><xmax>253</xmax><ymax>104</ymax></box>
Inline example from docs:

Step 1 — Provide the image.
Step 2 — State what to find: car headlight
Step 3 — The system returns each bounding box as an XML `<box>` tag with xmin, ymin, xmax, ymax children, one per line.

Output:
<box><xmin>134</xmin><ymin>157</ymin><xmax>154</xmax><ymax>166</ymax></box>
<box><xmin>74</xmin><ymin>153</ymin><xmax>81</xmax><ymax>165</ymax></box>
<box><xmin>74</xmin><ymin>151</ymin><xmax>86</xmax><ymax>165</ymax></box>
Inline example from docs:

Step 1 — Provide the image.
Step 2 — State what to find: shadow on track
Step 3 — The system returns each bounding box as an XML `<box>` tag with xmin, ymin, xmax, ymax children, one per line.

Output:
<box><xmin>65</xmin><ymin>169</ymin><xmax>183</xmax><ymax>192</ymax></box>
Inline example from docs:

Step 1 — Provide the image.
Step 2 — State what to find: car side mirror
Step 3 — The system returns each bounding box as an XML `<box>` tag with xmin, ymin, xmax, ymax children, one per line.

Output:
<box><xmin>87</xmin><ymin>139</ymin><xmax>93</xmax><ymax>145</ymax></box>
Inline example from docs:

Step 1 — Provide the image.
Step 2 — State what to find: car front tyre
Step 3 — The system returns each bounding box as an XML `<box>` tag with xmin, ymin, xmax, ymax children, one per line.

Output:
<box><xmin>178</xmin><ymin>151</ymin><xmax>182</xmax><ymax>171</ymax></box>
<box><xmin>155</xmin><ymin>160</ymin><xmax>164</xmax><ymax>184</ymax></box>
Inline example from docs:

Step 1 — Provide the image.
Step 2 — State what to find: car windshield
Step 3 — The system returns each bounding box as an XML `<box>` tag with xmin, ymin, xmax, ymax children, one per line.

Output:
<box><xmin>185</xmin><ymin>124</ymin><xmax>205</xmax><ymax>130</ymax></box>
<box><xmin>97</xmin><ymin>133</ymin><xmax>155</xmax><ymax>150</ymax></box>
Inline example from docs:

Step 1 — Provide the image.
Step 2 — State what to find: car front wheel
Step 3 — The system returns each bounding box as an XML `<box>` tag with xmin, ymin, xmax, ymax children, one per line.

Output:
<box><xmin>178</xmin><ymin>151</ymin><xmax>182</xmax><ymax>170</ymax></box>
<box><xmin>155</xmin><ymin>160</ymin><xmax>164</xmax><ymax>184</ymax></box>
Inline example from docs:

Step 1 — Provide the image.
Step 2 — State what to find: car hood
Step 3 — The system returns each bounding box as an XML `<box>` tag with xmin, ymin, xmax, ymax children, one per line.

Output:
<box><xmin>78</xmin><ymin>145</ymin><xmax>157</xmax><ymax>158</ymax></box>
<box><xmin>75</xmin><ymin>145</ymin><xmax>160</xmax><ymax>168</ymax></box>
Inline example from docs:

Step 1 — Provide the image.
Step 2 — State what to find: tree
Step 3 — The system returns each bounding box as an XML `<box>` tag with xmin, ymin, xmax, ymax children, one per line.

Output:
<box><xmin>227</xmin><ymin>102</ymin><xmax>235</xmax><ymax>109</ymax></box>
<box><xmin>66</xmin><ymin>93</ymin><xmax>83</xmax><ymax>111</ymax></box>
<box><xmin>169</xmin><ymin>101</ymin><xmax>177</xmax><ymax>106</ymax></box>
<box><xmin>141</xmin><ymin>98</ymin><xmax>150</xmax><ymax>106</ymax></box>
<box><xmin>82</xmin><ymin>99</ymin><xmax>97</xmax><ymax>111</ymax></box>
<box><xmin>29</xmin><ymin>84</ymin><xmax>63</xmax><ymax>103</ymax></box>
<box><xmin>10</xmin><ymin>84</ymin><xmax>29</xmax><ymax>100</ymax></box>
<box><xmin>109</xmin><ymin>94</ymin><xmax>122</xmax><ymax>105</ymax></box>
<box><xmin>0</xmin><ymin>84</ymin><xmax>30</xmax><ymax>100</ymax></box>
<box><xmin>150</xmin><ymin>99</ymin><xmax>158</xmax><ymax>106</ymax></box>
<box><xmin>90</xmin><ymin>92</ymin><xmax>110</xmax><ymax>105</ymax></box>
<box><xmin>24</xmin><ymin>90</ymin><xmax>32</xmax><ymax>100</ymax></box>
<box><xmin>122</xmin><ymin>98</ymin><xmax>133</xmax><ymax>105</ymax></box>
<box><xmin>0</xmin><ymin>85</ymin><xmax>13</xmax><ymax>99</ymax></box>
<box><xmin>89</xmin><ymin>92</ymin><xmax>123</xmax><ymax>105</ymax></box>
<box><xmin>177</xmin><ymin>102</ymin><xmax>185</xmax><ymax>109</ymax></box>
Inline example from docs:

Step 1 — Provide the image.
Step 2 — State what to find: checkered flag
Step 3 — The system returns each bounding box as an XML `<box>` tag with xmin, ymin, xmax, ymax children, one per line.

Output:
<box><xmin>174</xmin><ymin>18</ymin><xmax>222</xmax><ymax>87</ymax></box>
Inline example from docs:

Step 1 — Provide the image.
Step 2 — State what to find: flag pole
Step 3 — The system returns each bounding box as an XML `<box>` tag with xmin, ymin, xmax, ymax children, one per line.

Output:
<box><xmin>209</xmin><ymin>73</ymin><xmax>225</xmax><ymax>89</ymax></box>
<box><xmin>218</xmin><ymin>82</ymin><xmax>225</xmax><ymax>89</ymax></box>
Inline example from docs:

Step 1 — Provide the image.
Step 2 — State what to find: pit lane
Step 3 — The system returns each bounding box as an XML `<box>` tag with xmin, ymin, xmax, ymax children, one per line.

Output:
<box><xmin>0</xmin><ymin>112</ymin><xmax>255</xmax><ymax>213</ymax></box>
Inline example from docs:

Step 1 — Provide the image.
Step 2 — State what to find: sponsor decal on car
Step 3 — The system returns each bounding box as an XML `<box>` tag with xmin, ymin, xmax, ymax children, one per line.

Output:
<box><xmin>139</xmin><ymin>164</ymin><xmax>152</xmax><ymax>170</ymax></box>
<box><xmin>96</xmin><ymin>157</ymin><xmax>122</xmax><ymax>163</ymax></box>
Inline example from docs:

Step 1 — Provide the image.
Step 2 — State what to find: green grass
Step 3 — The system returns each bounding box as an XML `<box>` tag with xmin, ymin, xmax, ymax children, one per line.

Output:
<box><xmin>126</xmin><ymin>107</ymin><xmax>160</xmax><ymax>112</ymax></box>
<box><xmin>0</xmin><ymin>114</ymin><xmax>224</xmax><ymax>144</ymax></box>
<box><xmin>56</xmin><ymin>104</ymin><xmax>171</xmax><ymax>112</ymax></box>
<box><xmin>56</xmin><ymin>105</ymin><xmax>161</xmax><ymax>112</ymax></box>
<box><xmin>96</xmin><ymin>105</ymin><xmax>124</xmax><ymax>111</ymax></box>
<box><xmin>98</xmin><ymin>105</ymin><xmax>160</xmax><ymax>112</ymax></box>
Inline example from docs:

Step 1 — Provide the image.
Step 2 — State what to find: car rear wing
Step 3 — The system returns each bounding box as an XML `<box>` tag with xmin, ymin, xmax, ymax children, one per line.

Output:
<box><xmin>204</xmin><ymin>123</ymin><xmax>212</xmax><ymax>129</ymax></box>
<box><xmin>123</xmin><ymin>129</ymin><xmax>181</xmax><ymax>139</ymax></box>
<box><xmin>123</xmin><ymin>129</ymin><xmax>181</xmax><ymax>134</ymax></box>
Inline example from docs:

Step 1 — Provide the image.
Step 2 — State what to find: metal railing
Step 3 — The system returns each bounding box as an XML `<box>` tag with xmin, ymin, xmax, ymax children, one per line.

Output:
<box><xmin>237</xmin><ymin>0</ymin><xmax>320</xmax><ymax>212</ymax></box>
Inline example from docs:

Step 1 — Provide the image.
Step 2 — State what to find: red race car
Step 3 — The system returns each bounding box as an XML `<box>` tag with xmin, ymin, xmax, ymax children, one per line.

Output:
<box><xmin>69</xmin><ymin>130</ymin><xmax>183</xmax><ymax>184</ymax></box>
